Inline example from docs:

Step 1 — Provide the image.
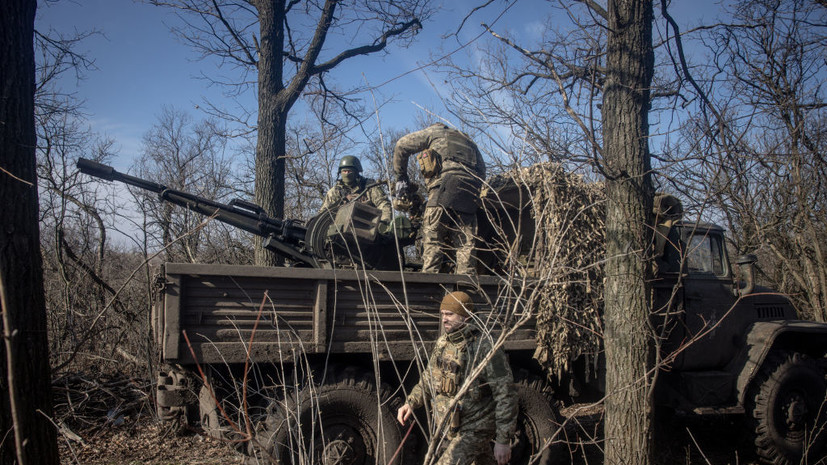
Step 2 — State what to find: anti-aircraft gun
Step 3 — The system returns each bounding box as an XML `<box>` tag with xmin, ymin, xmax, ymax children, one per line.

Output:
<box><xmin>76</xmin><ymin>158</ymin><xmax>415</xmax><ymax>270</ymax></box>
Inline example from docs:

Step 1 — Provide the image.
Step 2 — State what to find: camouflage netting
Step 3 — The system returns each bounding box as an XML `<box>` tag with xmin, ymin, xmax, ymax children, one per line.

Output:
<box><xmin>483</xmin><ymin>163</ymin><xmax>605</xmax><ymax>379</ymax></box>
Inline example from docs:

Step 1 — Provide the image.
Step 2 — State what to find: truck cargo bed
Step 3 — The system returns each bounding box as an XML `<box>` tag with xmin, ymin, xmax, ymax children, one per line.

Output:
<box><xmin>154</xmin><ymin>263</ymin><xmax>537</xmax><ymax>365</ymax></box>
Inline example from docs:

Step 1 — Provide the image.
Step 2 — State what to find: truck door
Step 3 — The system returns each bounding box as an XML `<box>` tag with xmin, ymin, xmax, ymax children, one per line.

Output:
<box><xmin>672</xmin><ymin>229</ymin><xmax>740</xmax><ymax>371</ymax></box>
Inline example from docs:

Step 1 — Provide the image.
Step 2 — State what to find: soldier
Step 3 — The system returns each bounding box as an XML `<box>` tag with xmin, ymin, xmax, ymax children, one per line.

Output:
<box><xmin>397</xmin><ymin>291</ymin><xmax>517</xmax><ymax>465</ymax></box>
<box><xmin>321</xmin><ymin>155</ymin><xmax>392</xmax><ymax>230</ymax></box>
<box><xmin>392</xmin><ymin>123</ymin><xmax>486</xmax><ymax>275</ymax></box>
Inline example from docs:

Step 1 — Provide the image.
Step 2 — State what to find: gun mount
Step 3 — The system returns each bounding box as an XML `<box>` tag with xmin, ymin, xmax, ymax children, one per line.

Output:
<box><xmin>77</xmin><ymin>158</ymin><xmax>415</xmax><ymax>270</ymax></box>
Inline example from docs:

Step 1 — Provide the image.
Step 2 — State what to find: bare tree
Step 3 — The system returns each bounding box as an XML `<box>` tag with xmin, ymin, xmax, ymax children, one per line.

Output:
<box><xmin>361</xmin><ymin>127</ymin><xmax>407</xmax><ymax>182</ymax></box>
<box><xmin>601</xmin><ymin>1</ymin><xmax>656</xmax><ymax>463</ymax></box>
<box><xmin>134</xmin><ymin>106</ymin><xmax>250</xmax><ymax>264</ymax></box>
<box><xmin>438</xmin><ymin>2</ymin><xmax>613</xmax><ymax>176</ymax></box>
<box><xmin>149</xmin><ymin>0</ymin><xmax>430</xmax><ymax>265</ymax></box>
<box><xmin>36</xmin><ymin>115</ymin><xmax>156</xmax><ymax>375</ymax></box>
<box><xmin>660</xmin><ymin>0</ymin><xmax>827</xmax><ymax>320</ymax></box>
<box><xmin>441</xmin><ymin>1</ymin><xmax>658</xmax><ymax>461</ymax></box>
<box><xmin>31</xmin><ymin>2</ymin><xmax>163</xmax><ymax>377</ymax></box>
<box><xmin>0</xmin><ymin>0</ymin><xmax>60</xmax><ymax>463</ymax></box>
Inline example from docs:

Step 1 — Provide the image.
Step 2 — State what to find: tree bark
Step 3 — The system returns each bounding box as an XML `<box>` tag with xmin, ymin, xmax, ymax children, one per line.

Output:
<box><xmin>0</xmin><ymin>0</ymin><xmax>60</xmax><ymax>463</ymax></box>
<box><xmin>254</xmin><ymin>0</ymin><xmax>289</xmax><ymax>266</ymax></box>
<box><xmin>601</xmin><ymin>0</ymin><xmax>655</xmax><ymax>464</ymax></box>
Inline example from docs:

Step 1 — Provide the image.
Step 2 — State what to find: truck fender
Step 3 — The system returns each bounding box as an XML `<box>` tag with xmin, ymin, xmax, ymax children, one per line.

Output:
<box><xmin>731</xmin><ymin>320</ymin><xmax>827</xmax><ymax>406</ymax></box>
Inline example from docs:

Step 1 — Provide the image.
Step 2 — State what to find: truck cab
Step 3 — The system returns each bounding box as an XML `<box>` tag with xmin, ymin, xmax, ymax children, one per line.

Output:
<box><xmin>652</xmin><ymin>221</ymin><xmax>827</xmax><ymax>464</ymax></box>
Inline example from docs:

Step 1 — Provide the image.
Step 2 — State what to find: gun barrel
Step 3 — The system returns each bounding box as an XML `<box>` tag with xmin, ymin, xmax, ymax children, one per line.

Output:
<box><xmin>77</xmin><ymin>158</ymin><xmax>317</xmax><ymax>267</ymax></box>
<box><xmin>77</xmin><ymin>158</ymin><xmax>116</xmax><ymax>181</ymax></box>
<box><xmin>78</xmin><ymin>158</ymin><xmax>167</xmax><ymax>193</ymax></box>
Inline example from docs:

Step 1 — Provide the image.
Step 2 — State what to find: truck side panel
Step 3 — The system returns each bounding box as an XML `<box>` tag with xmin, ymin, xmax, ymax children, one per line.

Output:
<box><xmin>155</xmin><ymin>263</ymin><xmax>537</xmax><ymax>365</ymax></box>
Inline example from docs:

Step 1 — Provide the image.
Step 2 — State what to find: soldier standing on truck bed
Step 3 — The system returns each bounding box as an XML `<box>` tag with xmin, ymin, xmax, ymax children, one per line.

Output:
<box><xmin>393</xmin><ymin>123</ymin><xmax>486</xmax><ymax>275</ymax></box>
<box><xmin>397</xmin><ymin>291</ymin><xmax>517</xmax><ymax>465</ymax></box>
<box><xmin>321</xmin><ymin>155</ymin><xmax>392</xmax><ymax>232</ymax></box>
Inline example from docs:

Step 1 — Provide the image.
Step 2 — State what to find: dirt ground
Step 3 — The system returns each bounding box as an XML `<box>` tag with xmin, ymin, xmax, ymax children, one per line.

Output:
<box><xmin>556</xmin><ymin>404</ymin><xmax>765</xmax><ymax>465</ymax></box>
<box><xmin>53</xmin><ymin>372</ymin><xmax>244</xmax><ymax>465</ymax></box>
<box><xmin>59</xmin><ymin>417</ymin><xmax>244</xmax><ymax>465</ymax></box>
<box><xmin>57</xmin><ymin>397</ymin><xmax>764</xmax><ymax>465</ymax></box>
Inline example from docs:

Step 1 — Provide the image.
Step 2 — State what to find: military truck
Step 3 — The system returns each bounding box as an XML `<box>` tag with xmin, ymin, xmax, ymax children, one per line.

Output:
<box><xmin>78</xmin><ymin>159</ymin><xmax>827</xmax><ymax>465</ymax></box>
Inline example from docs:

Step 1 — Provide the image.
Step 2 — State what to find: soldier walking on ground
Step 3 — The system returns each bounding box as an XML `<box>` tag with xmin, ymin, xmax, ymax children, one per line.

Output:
<box><xmin>392</xmin><ymin>123</ymin><xmax>486</xmax><ymax>275</ymax></box>
<box><xmin>397</xmin><ymin>291</ymin><xmax>517</xmax><ymax>465</ymax></box>
<box><xmin>321</xmin><ymin>155</ymin><xmax>392</xmax><ymax>231</ymax></box>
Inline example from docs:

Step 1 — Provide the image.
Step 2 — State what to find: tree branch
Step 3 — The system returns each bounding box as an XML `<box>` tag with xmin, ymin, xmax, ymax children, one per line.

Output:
<box><xmin>211</xmin><ymin>0</ymin><xmax>257</xmax><ymax>65</ymax></box>
<box><xmin>312</xmin><ymin>18</ymin><xmax>422</xmax><ymax>75</ymax></box>
<box><xmin>574</xmin><ymin>0</ymin><xmax>608</xmax><ymax>21</ymax></box>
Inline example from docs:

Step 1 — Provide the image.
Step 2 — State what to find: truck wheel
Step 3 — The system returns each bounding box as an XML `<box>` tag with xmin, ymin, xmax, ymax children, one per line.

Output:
<box><xmin>746</xmin><ymin>350</ymin><xmax>827</xmax><ymax>465</ymax></box>
<box><xmin>512</xmin><ymin>370</ymin><xmax>564</xmax><ymax>465</ymax></box>
<box><xmin>262</xmin><ymin>367</ymin><xmax>406</xmax><ymax>465</ymax></box>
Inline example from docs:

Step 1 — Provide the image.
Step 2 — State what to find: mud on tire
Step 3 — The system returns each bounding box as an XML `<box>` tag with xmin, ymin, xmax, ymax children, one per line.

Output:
<box><xmin>513</xmin><ymin>369</ymin><xmax>565</xmax><ymax>465</ymax></box>
<box><xmin>746</xmin><ymin>350</ymin><xmax>827</xmax><ymax>465</ymax></box>
<box><xmin>252</xmin><ymin>365</ymin><xmax>406</xmax><ymax>465</ymax></box>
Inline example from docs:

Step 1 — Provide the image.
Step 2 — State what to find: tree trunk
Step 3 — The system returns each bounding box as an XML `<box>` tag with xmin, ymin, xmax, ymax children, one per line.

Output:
<box><xmin>254</xmin><ymin>0</ymin><xmax>288</xmax><ymax>266</ymax></box>
<box><xmin>601</xmin><ymin>0</ymin><xmax>655</xmax><ymax>464</ymax></box>
<box><xmin>0</xmin><ymin>0</ymin><xmax>60</xmax><ymax>463</ymax></box>
<box><xmin>254</xmin><ymin>110</ymin><xmax>288</xmax><ymax>266</ymax></box>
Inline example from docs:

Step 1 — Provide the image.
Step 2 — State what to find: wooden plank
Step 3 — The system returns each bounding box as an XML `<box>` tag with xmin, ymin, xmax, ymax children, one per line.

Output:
<box><xmin>163</xmin><ymin>273</ymin><xmax>182</xmax><ymax>360</ymax></box>
<box><xmin>183</xmin><ymin>341</ymin><xmax>316</xmax><ymax>364</ymax></box>
<box><xmin>313</xmin><ymin>279</ymin><xmax>327</xmax><ymax>351</ymax></box>
<box><xmin>160</xmin><ymin>262</ymin><xmax>537</xmax><ymax>364</ymax></box>
<box><xmin>162</xmin><ymin>262</ymin><xmax>501</xmax><ymax>287</ymax></box>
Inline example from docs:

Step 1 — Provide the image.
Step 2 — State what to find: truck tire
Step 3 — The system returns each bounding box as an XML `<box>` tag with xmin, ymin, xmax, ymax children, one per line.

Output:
<box><xmin>746</xmin><ymin>350</ymin><xmax>827</xmax><ymax>465</ymax></box>
<box><xmin>513</xmin><ymin>370</ymin><xmax>564</xmax><ymax>465</ymax></box>
<box><xmin>260</xmin><ymin>367</ymin><xmax>406</xmax><ymax>465</ymax></box>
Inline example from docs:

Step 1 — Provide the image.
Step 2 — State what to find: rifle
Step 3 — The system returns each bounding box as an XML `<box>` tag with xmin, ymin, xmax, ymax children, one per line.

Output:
<box><xmin>77</xmin><ymin>158</ymin><xmax>319</xmax><ymax>267</ymax></box>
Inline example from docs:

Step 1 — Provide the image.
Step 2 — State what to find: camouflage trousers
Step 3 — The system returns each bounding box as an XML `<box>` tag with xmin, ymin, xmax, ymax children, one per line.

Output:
<box><xmin>435</xmin><ymin>430</ymin><xmax>497</xmax><ymax>465</ymax></box>
<box><xmin>421</xmin><ymin>206</ymin><xmax>478</xmax><ymax>275</ymax></box>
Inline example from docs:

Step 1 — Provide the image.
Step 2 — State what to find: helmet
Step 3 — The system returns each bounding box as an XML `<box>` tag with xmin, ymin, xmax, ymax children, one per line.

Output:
<box><xmin>338</xmin><ymin>156</ymin><xmax>363</xmax><ymax>173</ymax></box>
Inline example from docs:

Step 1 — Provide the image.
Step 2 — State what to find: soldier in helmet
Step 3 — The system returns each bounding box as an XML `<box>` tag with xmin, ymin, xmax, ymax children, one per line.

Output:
<box><xmin>392</xmin><ymin>123</ymin><xmax>486</xmax><ymax>275</ymax></box>
<box><xmin>397</xmin><ymin>291</ymin><xmax>517</xmax><ymax>465</ymax></box>
<box><xmin>321</xmin><ymin>155</ymin><xmax>392</xmax><ymax>229</ymax></box>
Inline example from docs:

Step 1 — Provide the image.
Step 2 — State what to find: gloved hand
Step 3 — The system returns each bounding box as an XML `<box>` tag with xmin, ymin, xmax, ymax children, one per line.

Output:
<box><xmin>378</xmin><ymin>220</ymin><xmax>392</xmax><ymax>235</ymax></box>
<box><xmin>393</xmin><ymin>197</ymin><xmax>412</xmax><ymax>213</ymax></box>
<box><xmin>394</xmin><ymin>180</ymin><xmax>409</xmax><ymax>198</ymax></box>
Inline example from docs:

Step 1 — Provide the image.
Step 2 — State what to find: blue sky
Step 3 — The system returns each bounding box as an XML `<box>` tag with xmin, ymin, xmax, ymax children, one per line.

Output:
<box><xmin>36</xmin><ymin>0</ymin><xmax>721</xmax><ymax>171</ymax></box>
<box><xmin>35</xmin><ymin>0</ymin><xmax>529</xmax><ymax>164</ymax></box>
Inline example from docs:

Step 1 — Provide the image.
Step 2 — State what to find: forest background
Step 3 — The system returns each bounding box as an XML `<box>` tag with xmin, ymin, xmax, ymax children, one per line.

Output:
<box><xmin>8</xmin><ymin>0</ymin><xmax>827</xmax><ymax>463</ymax></box>
<box><xmin>34</xmin><ymin>0</ymin><xmax>825</xmax><ymax>370</ymax></box>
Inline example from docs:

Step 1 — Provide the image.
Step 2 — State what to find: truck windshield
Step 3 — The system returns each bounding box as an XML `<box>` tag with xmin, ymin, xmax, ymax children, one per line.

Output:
<box><xmin>686</xmin><ymin>233</ymin><xmax>727</xmax><ymax>276</ymax></box>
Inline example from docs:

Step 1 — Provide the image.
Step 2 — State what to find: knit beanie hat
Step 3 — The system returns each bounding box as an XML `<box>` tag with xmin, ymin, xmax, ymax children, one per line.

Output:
<box><xmin>440</xmin><ymin>291</ymin><xmax>473</xmax><ymax>317</ymax></box>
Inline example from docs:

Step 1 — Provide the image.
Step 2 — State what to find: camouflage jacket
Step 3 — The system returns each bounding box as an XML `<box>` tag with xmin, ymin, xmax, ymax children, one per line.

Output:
<box><xmin>393</xmin><ymin>124</ymin><xmax>486</xmax><ymax>212</ymax></box>
<box><xmin>406</xmin><ymin>324</ymin><xmax>517</xmax><ymax>444</ymax></box>
<box><xmin>320</xmin><ymin>177</ymin><xmax>392</xmax><ymax>223</ymax></box>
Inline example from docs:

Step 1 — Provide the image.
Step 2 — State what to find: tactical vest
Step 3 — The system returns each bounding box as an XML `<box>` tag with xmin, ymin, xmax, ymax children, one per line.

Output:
<box><xmin>434</xmin><ymin>337</ymin><xmax>466</xmax><ymax>397</ymax></box>
<box><xmin>431</xmin><ymin>327</ymin><xmax>491</xmax><ymax>401</ymax></box>
<box><xmin>434</xmin><ymin>125</ymin><xmax>480</xmax><ymax>172</ymax></box>
<box><xmin>423</xmin><ymin>126</ymin><xmax>483</xmax><ymax>212</ymax></box>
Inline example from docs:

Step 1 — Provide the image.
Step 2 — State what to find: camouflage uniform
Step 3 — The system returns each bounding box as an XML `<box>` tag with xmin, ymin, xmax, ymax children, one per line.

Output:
<box><xmin>406</xmin><ymin>324</ymin><xmax>517</xmax><ymax>465</ymax></box>
<box><xmin>320</xmin><ymin>176</ymin><xmax>392</xmax><ymax>224</ymax></box>
<box><xmin>393</xmin><ymin>123</ymin><xmax>486</xmax><ymax>275</ymax></box>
